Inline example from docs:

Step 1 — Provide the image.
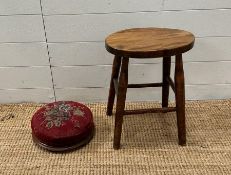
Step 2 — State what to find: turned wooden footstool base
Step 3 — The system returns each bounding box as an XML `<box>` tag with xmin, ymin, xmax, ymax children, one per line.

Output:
<box><xmin>105</xmin><ymin>28</ymin><xmax>195</xmax><ymax>149</ymax></box>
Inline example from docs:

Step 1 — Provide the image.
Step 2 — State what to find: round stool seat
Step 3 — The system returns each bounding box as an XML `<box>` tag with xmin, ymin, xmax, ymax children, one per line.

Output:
<box><xmin>31</xmin><ymin>101</ymin><xmax>94</xmax><ymax>151</ymax></box>
<box><xmin>105</xmin><ymin>28</ymin><xmax>195</xmax><ymax>58</ymax></box>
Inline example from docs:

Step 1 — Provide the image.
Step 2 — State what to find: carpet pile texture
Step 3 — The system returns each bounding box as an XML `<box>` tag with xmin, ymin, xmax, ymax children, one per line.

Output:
<box><xmin>0</xmin><ymin>100</ymin><xmax>231</xmax><ymax>174</ymax></box>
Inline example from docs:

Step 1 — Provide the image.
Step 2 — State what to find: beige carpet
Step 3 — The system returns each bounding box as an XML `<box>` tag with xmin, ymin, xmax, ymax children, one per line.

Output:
<box><xmin>1</xmin><ymin>100</ymin><xmax>231</xmax><ymax>175</ymax></box>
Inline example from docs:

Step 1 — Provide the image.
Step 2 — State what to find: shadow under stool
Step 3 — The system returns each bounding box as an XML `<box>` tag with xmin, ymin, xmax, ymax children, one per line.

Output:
<box><xmin>105</xmin><ymin>28</ymin><xmax>195</xmax><ymax>149</ymax></box>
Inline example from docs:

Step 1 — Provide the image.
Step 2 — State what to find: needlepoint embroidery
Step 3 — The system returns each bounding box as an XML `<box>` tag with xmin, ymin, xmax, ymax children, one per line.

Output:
<box><xmin>41</xmin><ymin>102</ymin><xmax>85</xmax><ymax>129</ymax></box>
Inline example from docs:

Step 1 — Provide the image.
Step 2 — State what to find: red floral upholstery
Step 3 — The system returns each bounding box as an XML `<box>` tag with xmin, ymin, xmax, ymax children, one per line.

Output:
<box><xmin>31</xmin><ymin>101</ymin><xmax>94</xmax><ymax>148</ymax></box>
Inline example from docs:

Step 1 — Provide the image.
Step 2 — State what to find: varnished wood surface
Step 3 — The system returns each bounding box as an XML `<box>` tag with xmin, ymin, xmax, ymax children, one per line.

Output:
<box><xmin>106</xmin><ymin>56</ymin><xmax>121</xmax><ymax>116</ymax></box>
<box><xmin>175</xmin><ymin>54</ymin><xmax>186</xmax><ymax>146</ymax></box>
<box><xmin>32</xmin><ymin>127</ymin><xmax>95</xmax><ymax>152</ymax></box>
<box><xmin>124</xmin><ymin>107</ymin><xmax>176</xmax><ymax>115</ymax></box>
<box><xmin>162</xmin><ymin>56</ymin><xmax>171</xmax><ymax>107</ymax></box>
<box><xmin>113</xmin><ymin>57</ymin><xmax>129</xmax><ymax>149</ymax></box>
<box><xmin>105</xmin><ymin>28</ymin><xmax>195</xmax><ymax>58</ymax></box>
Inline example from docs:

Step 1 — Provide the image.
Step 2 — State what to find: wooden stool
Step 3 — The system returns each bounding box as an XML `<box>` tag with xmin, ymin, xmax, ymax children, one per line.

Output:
<box><xmin>105</xmin><ymin>28</ymin><xmax>195</xmax><ymax>149</ymax></box>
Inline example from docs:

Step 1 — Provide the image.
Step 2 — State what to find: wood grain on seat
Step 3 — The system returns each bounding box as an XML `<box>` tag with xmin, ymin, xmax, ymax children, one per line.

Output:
<box><xmin>105</xmin><ymin>28</ymin><xmax>195</xmax><ymax>58</ymax></box>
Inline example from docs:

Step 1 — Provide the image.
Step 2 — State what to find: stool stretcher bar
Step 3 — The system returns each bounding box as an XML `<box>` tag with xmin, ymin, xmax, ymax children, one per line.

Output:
<box><xmin>124</xmin><ymin>107</ymin><xmax>176</xmax><ymax>115</ymax></box>
<box><xmin>113</xmin><ymin>78</ymin><xmax>163</xmax><ymax>95</ymax></box>
<box><xmin>128</xmin><ymin>83</ymin><xmax>163</xmax><ymax>88</ymax></box>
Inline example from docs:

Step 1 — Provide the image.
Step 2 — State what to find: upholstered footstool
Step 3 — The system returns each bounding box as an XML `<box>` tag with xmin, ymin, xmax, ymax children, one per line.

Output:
<box><xmin>31</xmin><ymin>101</ymin><xmax>94</xmax><ymax>151</ymax></box>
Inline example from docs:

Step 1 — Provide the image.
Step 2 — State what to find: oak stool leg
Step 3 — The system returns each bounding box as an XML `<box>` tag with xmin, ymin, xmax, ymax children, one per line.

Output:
<box><xmin>107</xmin><ymin>56</ymin><xmax>122</xmax><ymax>116</ymax></box>
<box><xmin>113</xmin><ymin>57</ymin><xmax>129</xmax><ymax>149</ymax></box>
<box><xmin>162</xmin><ymin>56</ymin><xmax>171</xmax><ymax>108</ymax></box>
<box><xmin>174</xmin><ymin>54</ymin><xmax>186</xmax><ymax>146</ymax></box>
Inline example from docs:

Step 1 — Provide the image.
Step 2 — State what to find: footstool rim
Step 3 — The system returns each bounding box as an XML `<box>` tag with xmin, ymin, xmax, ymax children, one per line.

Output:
<box><xmin>32</xmin><ymin>126</ymin><xmax>95</xmax><ymax>152</ymax></box>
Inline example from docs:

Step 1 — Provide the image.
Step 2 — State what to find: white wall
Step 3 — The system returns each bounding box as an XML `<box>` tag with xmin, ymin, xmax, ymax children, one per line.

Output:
<box><xmin>0</xmin><ymin>0</ymin><xmax>231</xmax><ymax>103</ymax></box>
